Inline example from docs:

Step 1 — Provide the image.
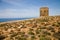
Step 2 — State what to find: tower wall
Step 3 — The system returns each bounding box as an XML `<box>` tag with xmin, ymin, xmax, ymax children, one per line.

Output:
<box><xmin>40</xmin><ymin>7</ymin><xmax>49</xmax><ymax>16</ymax></box>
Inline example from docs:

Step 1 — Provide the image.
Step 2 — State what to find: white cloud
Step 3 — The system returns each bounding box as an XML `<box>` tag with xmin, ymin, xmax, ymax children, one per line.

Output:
<box><xmin>2</xmin><ymin>0</ymin><xmax>27</xmax><ymax>6</ymax></box>
<box><xmin>0</xmin><ymin>7</ymin><xmax>39</xmax><ymax>18</ymax></box>
<box><xmin>0</xmin><ymin>0</ymin><xmax>40</xmax><ymax>18</ymax></box>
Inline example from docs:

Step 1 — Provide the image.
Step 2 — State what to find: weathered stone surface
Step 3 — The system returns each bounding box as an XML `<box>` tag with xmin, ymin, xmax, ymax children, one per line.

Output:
<box><xmin>40</xmin><ymin>7</ymin><xmax>49</xmax><ymax>16</ymax></box>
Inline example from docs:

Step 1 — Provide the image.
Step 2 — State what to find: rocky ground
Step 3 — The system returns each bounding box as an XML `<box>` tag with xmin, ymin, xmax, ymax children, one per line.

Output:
<box><xmin>0</xmin><ymin>16</ymin><xmax>60</xmax><ymax>40</ymax></box>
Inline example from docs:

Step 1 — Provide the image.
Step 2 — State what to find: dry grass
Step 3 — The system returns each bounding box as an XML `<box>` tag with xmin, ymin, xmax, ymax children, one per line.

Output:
<box><xmin>0</xmin><ymin>16</ymin><xmax>60</xmax><ymax>40</ymax></box>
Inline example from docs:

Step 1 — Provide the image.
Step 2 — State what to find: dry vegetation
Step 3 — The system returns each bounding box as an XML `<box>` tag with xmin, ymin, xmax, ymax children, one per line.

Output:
<box><xmin>0</xmin><ymin>16</ymin><xmax>60</xmax><ymax>40</ymax></box>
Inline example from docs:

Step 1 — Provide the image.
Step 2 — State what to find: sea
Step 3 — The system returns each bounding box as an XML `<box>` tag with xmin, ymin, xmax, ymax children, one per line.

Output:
<box><xmin>0</xmin><ymin>18</ymin><xmax>33</xmax><ymax>22</ymax></box>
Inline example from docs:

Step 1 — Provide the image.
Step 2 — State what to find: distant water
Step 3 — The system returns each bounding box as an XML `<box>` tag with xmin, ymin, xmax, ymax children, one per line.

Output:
<box><xmin>0</xmin><ymin>18</ymin><xmax>32</xmax><ymax>22</ymax></box>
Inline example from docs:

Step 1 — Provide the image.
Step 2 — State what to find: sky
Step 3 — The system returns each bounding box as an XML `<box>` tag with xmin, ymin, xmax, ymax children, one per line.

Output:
<box><xmin>0</xmin><ymin>0</ymin><xmax>60</xmax><ymax>18</ymax></box>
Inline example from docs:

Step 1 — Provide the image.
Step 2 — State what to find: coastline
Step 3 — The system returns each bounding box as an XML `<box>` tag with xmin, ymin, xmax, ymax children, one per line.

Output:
<box><xmin>0</xmin><ymin>16</ymin><xmax>60</xmax><ymax>24</ymax></box>
<box><xmin>0</xmin><ymin>18</ymin><xmax>35</xmax><ymax>24</ymax></box>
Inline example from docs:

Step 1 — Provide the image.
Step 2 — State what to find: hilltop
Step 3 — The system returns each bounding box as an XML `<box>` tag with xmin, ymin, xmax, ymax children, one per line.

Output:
<box><xmin>0</xmin><ymin>16</ymin><xmax>60</xmax><ymax>40</ymax></box>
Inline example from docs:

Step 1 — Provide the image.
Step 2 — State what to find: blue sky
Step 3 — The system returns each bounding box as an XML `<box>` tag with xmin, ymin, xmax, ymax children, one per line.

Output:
<box><xmin>0</xmin><ymin>0</ymin><xmax>60</xmax><ymax>18</ymax></box>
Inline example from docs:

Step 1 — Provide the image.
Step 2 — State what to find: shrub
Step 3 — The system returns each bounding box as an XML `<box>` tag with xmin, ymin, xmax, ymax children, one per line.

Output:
<box><xmin>47</xmin><ymin>26</ymin><xmax>54</xmax><ymax>30</ymax></box>
<box><xmin>40</xmin><ymin>19</ymin><xmax>49</xmax><ymax>22</ymax></box>
<box><xmin>51</xmin><ymin>29</ymin><xmax>55</xmax><ymax>33</ymax></box>
<box><xmin>36</xmin><ymin>30</ymin><xmax>40</xmax><ymax>34</ymax></box>
<box><xmin>0</xmin><ymin>35</ymin><xmax>6</xmax><ymax>40</ymax></box>
<box><xmin>39</xmin><ymin>37</ymin><xmax>51</xmax><ymax>40</ymax></box>
<box><xmin>39</xmin><ymin>37</ymin><xmax>46</xmax><ymax>40</ymax></box>
<box><xmin>29</xmin><ymin>28</ymin><xmax>34</xmax><ymax>31</ymax></box>
<box><xmin>43</xmin><ymin>31</ymin><xmax>51</xmax><ymax>35</ymax></box>
<box><xmin>40</xmin><ymin>26</ymin><xmax>46</xmax><ymax>29</ymax></box>
<box><xmin>38</xmin><ymin>35</ymin><xmax>40</xmax><ymax>37</ymax></box>
<box><xmin>28</xmin><ymin>31</ymin><xmax>35</xmax><ymax>35</ymax></box>
<box><xmin>15</xmin><ymin>35</ymin><xmax>27</xmax><ymax>40</ymax></box>
<box><xmin>53</xmin><ymin>32</ymin><xmax>60</xmax><ymax>39</ymax></box>
<box><xmin>35</xmin><ymin>28</ymin><xmax>41</xmax><ymax>34</ymax></box>
<box><xmin>20</xmin><ymin>32</ymin><xmax>25</xmax><ymax>35</ymax></box>
<box><xmin>10</xmin><ymin>32</ymin><xmax>17</xmax><ymax>37</ymax></box>
<box><xmin>31</xmin><ymin>35</ymin><xmax>36</xmax><ymax>40</ymax></box>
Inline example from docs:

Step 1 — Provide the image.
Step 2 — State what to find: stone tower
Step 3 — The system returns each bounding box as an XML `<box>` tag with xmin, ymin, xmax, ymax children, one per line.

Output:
<box><xmin>40</xmin><ymin>7</ymin><xmax>49</xmax><ymax>16</ymax></box>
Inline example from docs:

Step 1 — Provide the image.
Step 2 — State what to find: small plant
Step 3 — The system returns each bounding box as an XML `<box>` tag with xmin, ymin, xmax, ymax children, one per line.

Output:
<box><xmin>40</xmin><ymin>19</ymin><xmax>49</xmax><ymax>22</ymax></box>
<box><xmin>38</xmin><ymin>35</ymin><xmax>40</xmax><ymax>37</ymax></box>
<box><xmin>47</xmin><ymin>26</ymin><xmax>54</xmax><ymax>30</ymax></box>
<box><xmin>39</xmin><ymin>37</ymin><xmax>51</xmax><ymax>40</ymax></box>
<box><xmin>39</xmin><ymin>37</ymin><xmax>46</xmax><ymax>40</ymax></box>
<box><xmin>31</xmin><ymin>35</ymin><xmax>36</xmax><ymax>40</ymax></box>
<box><xmin>53</xmin><ymin>32</ymin><xmax>60</xmax><ymax>39</ymax></box>
<box><xmin>15</xmin><ymin>37</ymin><xmax>27</xmax><ymax>40</ymax></box>
<box><xmin>10</xmin><ymin>32</ymin><xmax>17</xmax><ymax>37</ymax></box>
<box><xmin>40</xmin><ymin>26</ymin><xmax>46</xmax><ymax>29</ymax></box>
<box><xmin>20</xmin><ymin>32</ymin><xmax>25</xmax><ymax>35</ymax></box>
<box><xmin>15</xmin><ymin>34</ymin><xmax>27</xmax><ymax>40</ymax></box>
<box><xmin>51</xmin><ymin>29</ymin><xmax>55</xmax><ymax>33</ymax></box>
<box><xmin>0</xmin><ymin>35</ymin><xmax>6</xmax><ymax>40</ymax></box>
<box><xmin>57</xmin><ymin>22</ymin><xmax>60</xmax><ymax>25</ymax></box>
<box><xmin>29</xmin><ymin>28</ymin><xmax>34</xmax><ymax>31</ymax></box>
<box><xmin>36</xmin><ymin>30</ymin><xmax>40</xmax><ymax>34</ymax></box>
<box><xmin>0</xmin><ymin>24</ymin><xmax>6</xmax><ymax>27</ymax></box>
<box><xmin>43</xmin><ymin>31</ymin><xmax>51</xmax><ymax>36</ymax></box>
<box><xmin>35</xmin><ymin>28</ymin><xmax>41</xmax><ymax>34</ymax></box>
<box><xmin>28</xmin><ymin>31</ymin><xmax>35</xmax><ymax>35</ymax></box>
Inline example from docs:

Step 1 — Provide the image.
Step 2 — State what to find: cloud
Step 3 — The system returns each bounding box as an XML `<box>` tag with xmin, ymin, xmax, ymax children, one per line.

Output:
<box><xmin>2</xmin><ymin>0</ymin><xmax>28</xmax><ymax>6</ymax></box>
<box><xmin>2</xmin><ymin>0</ymin><xmax>22</xmax><ymax>6</ymax></box>
<box><xmin>0</xmin><ymin>0</ymin><xmax>40</xmax><ymax>18</ymax></box>
<box><xmin>0</xmin><ymin>7</ymin><xmax>39</xmax><ymax>18</ymax></box>
<box><xmin>0</xmin><ymin>0</ymin><xmax>60</xmax><ymax>18</ymax></box>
